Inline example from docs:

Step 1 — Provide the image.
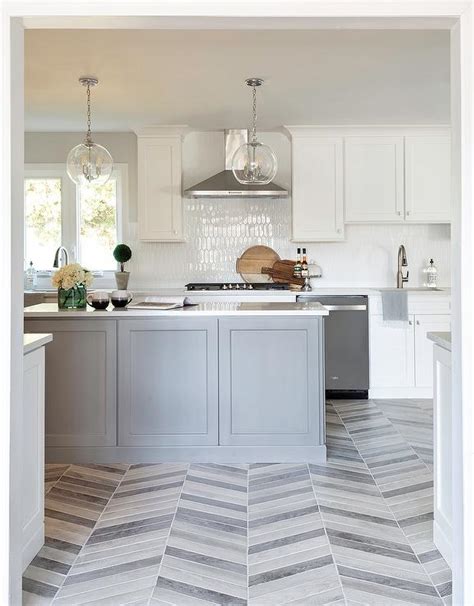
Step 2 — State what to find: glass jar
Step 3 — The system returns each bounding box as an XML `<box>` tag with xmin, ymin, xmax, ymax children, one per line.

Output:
<box><xmin>58</xmin><ymin>285</ymin><xmax>87</xmax><ymax>310</ymax></box>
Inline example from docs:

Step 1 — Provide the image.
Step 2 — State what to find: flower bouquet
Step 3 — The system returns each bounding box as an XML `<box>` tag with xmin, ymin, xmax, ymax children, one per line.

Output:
<box><xmin>52</xmin><ymin>263</ymin><xmax>93</xmax><ymax>309</ymax></box>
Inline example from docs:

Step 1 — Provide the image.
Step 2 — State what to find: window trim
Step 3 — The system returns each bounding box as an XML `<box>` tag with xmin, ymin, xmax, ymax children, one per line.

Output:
<box><xmin>24</xmin><ymin>162</ymin><xmax>127</xmax><ymax>288</ymax></box>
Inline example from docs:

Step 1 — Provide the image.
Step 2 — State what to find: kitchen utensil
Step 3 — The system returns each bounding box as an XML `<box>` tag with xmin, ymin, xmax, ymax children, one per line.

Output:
<box><xmin>236</xmin><ymin>245</ymin><xmax>280</xmax><ymax>283</ymax></box>
<box><xmin>261</xmin><ymin>259</ymin><xmax>305</xmax><ymax>286</ymax></box>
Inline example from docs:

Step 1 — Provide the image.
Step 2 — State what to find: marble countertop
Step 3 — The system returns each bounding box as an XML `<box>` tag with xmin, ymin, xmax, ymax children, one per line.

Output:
<box><xmin>24</xmin><ymin>301</ymin><xmax>330</xmax><ymax>318</ymax></box>
<box><xmin>427</xmin><ymin>331</ymin><xmax>452</xmax><ymax>352</ymax></box>
<box><xmin>23</xmin><ymin>333</ymin><xmax>53</xmax><ymax>354</ymax></box>
<box><xmin>26</xmin><ymin>286</ymin><xmax>451</xmax><ymax>298</ymax></box>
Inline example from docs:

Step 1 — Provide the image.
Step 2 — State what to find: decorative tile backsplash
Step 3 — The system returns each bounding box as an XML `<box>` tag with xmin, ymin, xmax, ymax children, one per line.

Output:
<box><xmin>127</xmin><ymin>197</ymin><xmax>451</xmax><ymax>289</ymax></box>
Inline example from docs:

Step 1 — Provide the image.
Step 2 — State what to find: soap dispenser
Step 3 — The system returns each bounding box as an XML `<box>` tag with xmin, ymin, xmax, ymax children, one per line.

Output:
<box><xmin>424</xmin><ymin>259</ymin><xmax>438</xmax><ymax>288</ymax></box>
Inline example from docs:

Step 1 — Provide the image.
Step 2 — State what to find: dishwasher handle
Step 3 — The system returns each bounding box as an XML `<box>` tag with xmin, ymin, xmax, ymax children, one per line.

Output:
<box><xmin>323</xmin><ymin>304</ymin><xmax>367</xmax><ymax>311</ymax></box>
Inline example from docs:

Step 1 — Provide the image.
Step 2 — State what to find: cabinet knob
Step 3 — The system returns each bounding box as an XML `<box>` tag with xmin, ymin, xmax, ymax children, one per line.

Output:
<box><xmin>409</xmin><ymin>320</ymin><xmax>413</xmax><ymax>325</ymax></box>
<box><xmin>397</xmin><ymin>210</ymin><xmax>402</xmax><ymax>216</ymax></box>
<box><xmin>406</xmin><ymin>211</ymin><xmax>411</xmax><ymax>216</ymax></box>
<box><xmin>416</xmin><ymin>320</ymin><xmax>420</xmax><ymax>325</ymax></box>
<box><xmin>337</xmin><ymin>228</ymin><xmax>342</xmax><ymax>233</ymax></box>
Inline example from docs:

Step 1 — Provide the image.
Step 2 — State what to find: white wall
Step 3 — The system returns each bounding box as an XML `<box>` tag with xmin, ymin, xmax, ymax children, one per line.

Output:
<box><xmin>25</xmin><ymin>131</ymin><xmax>451</xmax><ymax>288</ymax></box>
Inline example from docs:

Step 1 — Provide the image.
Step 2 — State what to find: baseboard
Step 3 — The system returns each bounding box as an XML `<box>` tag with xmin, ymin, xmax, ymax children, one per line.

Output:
<box><xmin>46</xmin><ymin>444</ymin><xmax>327</xmax><ymax>464</ymax></box>
<box><xmin>434</xmin><ymin>519</ymin><xmax>453</xmax><ymax>568</ymax></box>
<box><xmin>369</xmin><ymin>387</ymin><xmax>432</xmax><ymax>399</ymax></box>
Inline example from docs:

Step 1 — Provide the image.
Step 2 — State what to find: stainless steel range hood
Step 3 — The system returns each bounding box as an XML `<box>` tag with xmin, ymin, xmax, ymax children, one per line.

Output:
<box><xmin>184</xmin><ymin>129</ymin><xmax>288</xmax><ymax>198</ymax></box>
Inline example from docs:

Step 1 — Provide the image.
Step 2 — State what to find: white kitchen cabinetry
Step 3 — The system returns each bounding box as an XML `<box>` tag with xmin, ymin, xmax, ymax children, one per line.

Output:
<box><xmin>22</xmin><ymin>335</ymin><xmax>52</xmax><ymax>571</ymax></box>
<box><xmin>405</xmin><ymin>135</ymin><xmax>451</xmax><ymax>223</ymax></box>
<box><xmin>415</xmin><ymin>315</ymin><xmax>451</xmax><ymax>387</ymax></box>
<box><xmin>369</xmin><ymin>295</ymin><xmax>451</xmax><ymax>398</ymax></box>
<box><xmin>370</xmin><ymin>314</ymin><xmax>415</xmax><ymax>388</ymax></box>
<box><xmin>136</xmin><ymin>126</ymin><xmax>186</xmax><ymax>241</ymax></box>
<box><xmin>345</xmin><ymin>136</ymin><xmax>404</xmax><ymax>223</ymax></box>
<box><xmin>22</xmin><ymin>347</ymin><xmax>45</xmax><ymax>570</ymax></box>
<box><xmin>432</xmin><ymin>340</ymin><xmax>453</xmax><ymax>566</ymax></box>
<box><xmin>285</xmin><ymin>128</ymin><xmax>344</xmax><ymax>241</ymax></box>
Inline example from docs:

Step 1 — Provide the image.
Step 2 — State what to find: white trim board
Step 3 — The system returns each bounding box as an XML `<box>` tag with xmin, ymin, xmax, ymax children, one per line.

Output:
<box><xmin>2</xmin><ymin>3</ymin><xmax>473</xmax><ymax>605</ymax></box>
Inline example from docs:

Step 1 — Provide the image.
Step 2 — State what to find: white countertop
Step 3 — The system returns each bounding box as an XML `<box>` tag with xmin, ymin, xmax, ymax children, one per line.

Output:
<box><xmin>24</xmin><ymin>301</ymin><xmax>330</xmax><ymax>318</ymax></box>
<box><xmin>23</xmin><ymin>333</ymin><xmax>53</xmax><ymax>354</ymax></box>
<box><xmin>427</xmin><ymin>331</ymin><xmax>452</xmax><ymax>352</ymax></box>
<box><xmin>26</xmin><ymin>286</ymin><xmax>451</xmax><ymax>298</ymax></box>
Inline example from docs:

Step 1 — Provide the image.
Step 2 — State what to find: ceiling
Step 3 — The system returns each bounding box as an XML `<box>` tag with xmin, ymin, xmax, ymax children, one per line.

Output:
<box><xmin>25</xmin><ymin>29</ymin><xmax>450</xmax><ymax>132</ymax></box>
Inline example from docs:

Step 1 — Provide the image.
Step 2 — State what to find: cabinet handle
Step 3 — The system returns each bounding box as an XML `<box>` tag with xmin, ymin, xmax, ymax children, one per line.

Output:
<box><xmin>409</xmin><ymin>321</ymin><xmax>413</xmax><ymax>325</ymax></box>
<box><xmin>406</xmin><ymin>210</ymin><xmax>411</xmax><ymax>216</ymax></box>
<box><xmin>416</xmin><ymin>320</ymin><xmax>420</xmax><ymax>325</ymax></box>
<box><xmin>337</xmin><ymin>228</ymin><xmax>342</xmax><ymax>233</ymax></box>
<box><xmin>397</xmin><ymin>210</ymin><xmax>402</xmax><ymax>216</ymax></box>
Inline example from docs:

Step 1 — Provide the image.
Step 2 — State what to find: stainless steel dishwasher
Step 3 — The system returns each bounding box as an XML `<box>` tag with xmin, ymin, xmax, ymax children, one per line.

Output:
<box><xmin>297</xmin><ymin>295</ymin><xmax>369</xmax><ymax>399</ymax></box>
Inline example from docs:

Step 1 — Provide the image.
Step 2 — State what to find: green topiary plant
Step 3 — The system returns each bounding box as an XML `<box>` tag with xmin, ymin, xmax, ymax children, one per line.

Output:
<box><xmin>113</xmin><ymin>244</ymin><xmax>132</xmax><ymax>272</ymax></box>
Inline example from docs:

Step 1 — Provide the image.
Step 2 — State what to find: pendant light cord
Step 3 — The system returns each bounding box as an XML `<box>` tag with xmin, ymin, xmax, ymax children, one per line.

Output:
<box><xmin>85</xmin><ymin>83</ymin><xmax>92</xmax><ymax>145</ymax></box>
<box><xmin>251</xmin><ymin>84</ymin><xmax>258</xmax><ymax>143</ymax></box>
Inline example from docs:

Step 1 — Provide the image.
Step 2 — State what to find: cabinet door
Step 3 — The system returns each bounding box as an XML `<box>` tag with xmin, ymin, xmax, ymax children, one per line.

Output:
<box><xmin>345</xmin><ymin>136</ymin><xmax>404</xmax><ymax>222</ymax></box>
<box><xmin>219</xmin><ymin>317</ymin><xmax>324</xmax><ymax>446</ymax></box>
<box><xmin>415</xmin><ymin>314</ymin><xmax>451</xmax><ymax>388</ymax></box>
<box><xmin>138</xmin><ymin>135</ymin><xmax>184</xmax><ymax>241</ymax></box>
<box><xmin>22</xmin><ymin>347</ymin><xmax>45</xmax><ymax>571</ymax></box>
<box><xmin>118</xmin><ymin>318</ymin><xmax>218</xmax><ymax>446</ymax></box>
<box><xmin>24</xmin><ymin>320</ymin><xmax>117</xmax><ymax>447</ymax></box>
<box><xmin>369</xmin><ymin>314</ymin><xmax>415</xmax><ymax>388</ymax></box>
<box><xmin>291</xmin><ymin>136</ymin><xmax>344</xmax><ymax>241</ymax></box>
<box><xmin>405</xmin><ymin>135</ymin><xmax>451</xmax><ymax>223</ymax></box>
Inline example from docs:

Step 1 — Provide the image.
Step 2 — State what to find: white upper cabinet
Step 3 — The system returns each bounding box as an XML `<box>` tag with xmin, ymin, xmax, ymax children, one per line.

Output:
<box><xmin>405</xmin><ymin>135</ymin><xmax>451</xmax><ymax>223</ymax></box>
<box><xmin>286</xmin><ymin>128</ymin><xmax>344</xmax><ymax>242</ymax></box>
<box><xmin>344</xmin><ymin>136</ymin><xmax>404</xmax><ymax>223</ymax></box>
<box><xmin>136</xmin><ymin>127</ymin><xmax>186</xmax><ymax>241</ymax></box>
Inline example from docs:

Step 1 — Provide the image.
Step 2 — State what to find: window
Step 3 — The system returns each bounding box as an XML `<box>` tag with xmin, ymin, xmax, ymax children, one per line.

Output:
<box><xmin>24</xmin><ymin>177</ymin><xmax>62</xmax><ymax>271</ymax></box>
<box><xmin>24</xmin><ymin>163</ymin><xmax>126</xmax><ymax>278</ymax></box>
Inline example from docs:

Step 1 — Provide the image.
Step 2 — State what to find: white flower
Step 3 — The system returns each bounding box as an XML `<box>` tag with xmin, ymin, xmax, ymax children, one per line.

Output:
<box><xmin>52</xmin><ymin>263</ymin><xmax>93</xmax><ymax>290</ymax></box>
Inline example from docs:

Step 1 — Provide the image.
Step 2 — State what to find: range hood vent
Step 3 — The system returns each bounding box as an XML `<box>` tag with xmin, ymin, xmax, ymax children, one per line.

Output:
<box><xmin>184</xmin><ymin>129</ymin><xmax>288</xmax><ymax>198</ymax></box>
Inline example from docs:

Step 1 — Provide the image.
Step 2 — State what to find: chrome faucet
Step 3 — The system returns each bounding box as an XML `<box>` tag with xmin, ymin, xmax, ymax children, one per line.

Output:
<box><xmin>397</xmin><ymin>244</ymin><xmax>409</xmax><ymax>288</ymax></box>
<box><xmin>53</xmin><ymin>246</ymin><xmax>69</xmax><ymax>268</ymax></box>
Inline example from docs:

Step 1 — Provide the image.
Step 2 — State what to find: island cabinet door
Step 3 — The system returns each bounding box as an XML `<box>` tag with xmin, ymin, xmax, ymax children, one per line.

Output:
<box><xmin>118</xmin><ymin>318</ymin><xmax>218</xmax><ymax>446</ymax></box>
<box><xmin>24</xmin><ymin>319</ymin><xmax>117</xmax><ymax>447</ymax></box>
<box><xmin>218</xmin><ymin>317</ymin><xmax>324</xmax><ymax>446</ymax></box>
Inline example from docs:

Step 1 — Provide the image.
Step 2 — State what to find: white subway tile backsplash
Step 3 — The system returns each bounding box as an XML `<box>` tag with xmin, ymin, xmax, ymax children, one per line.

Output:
<box><xmin>126</xmin><ymin>198</ymin><xmax>450</xmax><ymax>289</ymax></box>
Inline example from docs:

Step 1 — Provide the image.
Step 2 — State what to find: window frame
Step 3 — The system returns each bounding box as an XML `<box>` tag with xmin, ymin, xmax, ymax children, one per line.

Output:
<box><xmin>24</xmin><ymin>162</ymin><xmax>127</xmax><ymax>288</ymax></box>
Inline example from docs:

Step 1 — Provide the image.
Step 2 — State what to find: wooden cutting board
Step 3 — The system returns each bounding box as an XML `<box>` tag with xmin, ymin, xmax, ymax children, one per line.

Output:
<box><xmin>236</xmin><ymin>245</ymin><xmax>280</xmax><ymax>283</ymax></box>
<box><xmin>262</xmin><ymin>259</ymin><xmax>305</xmax><ymax>286</ymax></box>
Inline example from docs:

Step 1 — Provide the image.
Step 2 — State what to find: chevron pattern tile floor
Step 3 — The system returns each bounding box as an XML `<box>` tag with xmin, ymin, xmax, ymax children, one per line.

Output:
<box><xmin>22</xmin><ymin>399</ymin><xmax>451</xmax><ymax>605</ymax></box>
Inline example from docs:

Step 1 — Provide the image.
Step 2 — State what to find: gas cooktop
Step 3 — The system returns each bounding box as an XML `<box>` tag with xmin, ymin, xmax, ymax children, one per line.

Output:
<box><xmin>185</xmin><ymin>282</ymin><xmax>290</xmax><ymax>291</ymax></box>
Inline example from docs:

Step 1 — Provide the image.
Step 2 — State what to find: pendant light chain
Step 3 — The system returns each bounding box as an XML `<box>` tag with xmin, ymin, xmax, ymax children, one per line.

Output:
<box><xmin>86</xmin><ymin>83</ymin><xmax>92</xmax><ymax>145</ymax></box>
<box><xmin>251</xmin><ymin>84</ymin><xmax>258</xmax><ymax>144</ymax></box>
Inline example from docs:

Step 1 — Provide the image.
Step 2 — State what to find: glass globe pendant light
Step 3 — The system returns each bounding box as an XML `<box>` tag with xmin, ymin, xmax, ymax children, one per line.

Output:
<box><xmin>232</xmin><ymin>78</ymin><xmax>278</xmax><ymax>185</ymax></box>
<box><xmin>66</xmin><ymin>77</ymin><xmax>113</xmax><ymax>186</ymax></box>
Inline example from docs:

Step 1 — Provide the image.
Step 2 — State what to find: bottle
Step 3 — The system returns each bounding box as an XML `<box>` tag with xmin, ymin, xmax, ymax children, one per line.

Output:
<box><xmin>25</xmin><ymin>261</ymin><xmax>37</xmax><ymax>290</ymax></box>
<box><xmin>293</xmin><ymin>248</ymin><xmax>302</xmax><ymax>278</ymax></box>
<box><xmin>301</xmin><ymin>248</ymin><xmax>309</xmax><ymax>278</ymax></box>
<box><xmin>425</xmin><ymin>258</ymin><xmax>438</xmax><ymax>288</ymax></box>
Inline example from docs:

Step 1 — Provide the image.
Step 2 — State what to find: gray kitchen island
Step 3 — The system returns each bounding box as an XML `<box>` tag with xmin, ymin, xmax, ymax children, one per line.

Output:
<box><xmin>24</xmin><ymin>301</ymin><xmax>328</xmax><ymax>463</ymax></box>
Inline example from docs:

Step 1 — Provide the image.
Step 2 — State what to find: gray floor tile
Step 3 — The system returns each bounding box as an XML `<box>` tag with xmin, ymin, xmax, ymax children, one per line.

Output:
<box><xmin>22</xmin><ymin>399</ymin><xmax>450</xmax><ymax>605</ymax></box>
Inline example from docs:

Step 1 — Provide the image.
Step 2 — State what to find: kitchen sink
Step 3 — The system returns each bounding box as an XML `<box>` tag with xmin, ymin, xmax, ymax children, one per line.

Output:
<box><xmin>402</xmin><ymin>287</ymin><xmax>444</xmax><ymax>292</ymax></box>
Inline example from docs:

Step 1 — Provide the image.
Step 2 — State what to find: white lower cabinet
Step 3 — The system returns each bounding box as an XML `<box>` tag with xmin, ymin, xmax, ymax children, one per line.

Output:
<box><xmin>415</xmin><ymin>315</ymin><xmax>451</xmax><ymax>387</ymax></box>
<box><xmin>370</xmin><ymin>314</ymin><xmax>415</xmax><ymax>388</ymax></box>
<box><xmin>370</xmin><ymin>311</ymin><xmax>450</xmax><ymax>396</ymax></box>
<box><xmin>433</xmin><ymin>343</ymin><xmax>453</xmax><ymax>566</ymax></box>
<box><xmin>22</xmin><ymin>347</ymin><xmax>45</xmax><ymax>571</ymax></box>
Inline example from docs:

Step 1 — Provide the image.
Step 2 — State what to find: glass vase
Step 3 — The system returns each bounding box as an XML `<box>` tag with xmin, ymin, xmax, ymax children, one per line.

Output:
<box><xmin>58</xmin><ymin>285</ymin><xmax>87</xmax><ymax>310</ymax></box>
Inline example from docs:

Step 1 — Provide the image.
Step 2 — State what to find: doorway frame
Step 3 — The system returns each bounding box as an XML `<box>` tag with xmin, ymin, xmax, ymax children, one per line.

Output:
<box><xmin>1</xmin><ymin>2</ymin><xmax>472</xmax><ymax>604</ymax></box>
